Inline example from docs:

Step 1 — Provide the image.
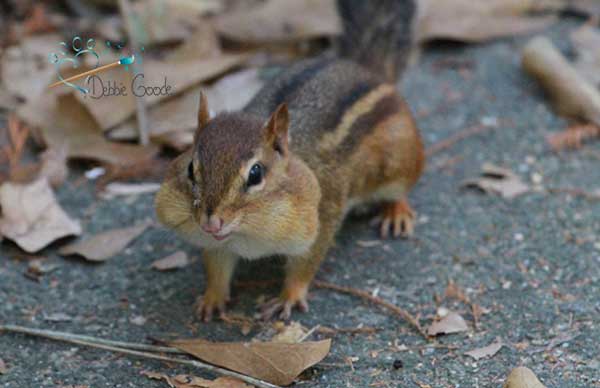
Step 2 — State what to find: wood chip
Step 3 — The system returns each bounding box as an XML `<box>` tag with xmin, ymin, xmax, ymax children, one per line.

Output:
<box><xmin>427</xmin><ymin>312</ymin><xmax>469</xmax><ymax>336</ymax></box>
<box><xmin>151</xmin><ymin>251</ymin><xmax>189</xmax><ymax>271</ymax></box>
<box><xmin>462</xmin><ymin>163</ymin><xmax>530</xmax><ymax>199</ymax></box>
<box><xmin>464</xmin><ymin>340</ymin><xmax>503</xmax><ymax>360</ymax></box>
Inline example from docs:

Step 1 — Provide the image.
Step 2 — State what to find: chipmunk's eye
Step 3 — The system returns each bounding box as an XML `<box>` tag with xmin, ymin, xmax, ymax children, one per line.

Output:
<box><xmin>187</xmin><ymin>161</ymin><xmax>195</xmax><ymax>182</ymax></box>
<box><xmin>247</xmin><ymin>163</ymin><xmax>264</xmax><ymax>187</ymax></box>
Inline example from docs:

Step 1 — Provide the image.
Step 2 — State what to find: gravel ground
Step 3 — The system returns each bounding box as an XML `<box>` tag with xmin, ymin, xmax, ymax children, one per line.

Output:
<box><xmin>1</xmin><ymin>17</ymin><xmax>599</xmax><ymax>388</ymax></box>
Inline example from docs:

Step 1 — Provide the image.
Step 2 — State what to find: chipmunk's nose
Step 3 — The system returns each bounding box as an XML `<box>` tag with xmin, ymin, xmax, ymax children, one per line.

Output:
<box><xmin>202</xmin><ymin>215</ymin><xmax>223</xmax><ymax>234</ymax></box>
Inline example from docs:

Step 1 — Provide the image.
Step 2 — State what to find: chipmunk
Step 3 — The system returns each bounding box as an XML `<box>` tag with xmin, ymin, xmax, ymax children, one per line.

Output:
<box><xmin>155</xmin><ymin>0</ymin><xmax>425</xmax><ymax>321</ymax></box>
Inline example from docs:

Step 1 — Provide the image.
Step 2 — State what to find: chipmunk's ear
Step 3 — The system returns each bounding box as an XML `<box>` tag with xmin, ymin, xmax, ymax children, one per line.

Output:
<box><xmin>264</xmin><ymin>103</ymin><xmax>289</xmax><ymax>155</ymax></box>
<box><xmin>197</xmin><ymin>91</ymin><xmax>210</xmax><ymax>128</ymax></box>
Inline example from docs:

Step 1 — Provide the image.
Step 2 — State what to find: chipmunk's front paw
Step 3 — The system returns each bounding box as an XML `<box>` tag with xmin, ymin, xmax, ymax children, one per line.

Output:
<box><xmin>260</xmin><ymin>282</ymin><xmax>309</xmax><ymax>320</ymax></box>
<box><xmin>379</xmin><ymin>198</ymin><xmax>415</xmax><ymax>239</ymax></box>
<box><xmin>195</xmin><ymin>289</ymin><xmax>229</xmax><ymax>322</ymax></box>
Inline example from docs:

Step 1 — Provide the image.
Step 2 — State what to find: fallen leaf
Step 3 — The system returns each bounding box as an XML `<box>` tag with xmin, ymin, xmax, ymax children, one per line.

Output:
<box><xmin>1</xmin><ymin>34</ymin><xmax>60</xmax><ymax>101</ymax></box>
<box><xmin>427</xmin><ymin>311</ymin><xmax>469</xmax><ymax>336</ymax></box>
<box><xmin>168</xmin><ymin>338</ymin><xmax>331</xmax><ymax>386</ymax></box>
<box><xmin>504</xmin><ymin>366</ymin><xmax>546</xmax><ymax>388</ymax></box>
<box><xmin>100</xmin><ymin>182</ymin><xmax>161</xmax><ymax>200</ymax></box>
<box><xmin>0</xmin><ymin>178</ymin><xmax>81</xmax><ymax>253</ymax></box>
<box><xmin>166</xmin><ymin>22</ymin><xmax>221</xmax><ymax>62</ymax></box>
<box><xmin>109</xmin><ymin>68</ymin><xmax>262</xmax><ymax>145</ymax></box>
<box><xmin>0</xmin><ymin>358</ymin><xmax>7</xmax><ymax>374</ymax></box>
<box><xmin>38</xmin><ymin>146</ymin><xmax>68</xmax><ymax>187</ymax></box>
<box><xmin>151</xmin><ymin>251</ymin><xmax>189</xmax><ymax>271</ymax></box>
<box><xmin>271</xmin><ymin>321</ymin><xmax>308</xmax><ymax>343</ymax></box>
<box><xmin>59</xmin><ymin>222</ymin><xmax>150</xmax><ymax>262</ymax></box>
<box><xmin>215</xmin><ymin>0</ymin><xmax>341</xmax><ymax>43</ymax></box>
<box><xmin>142</xmin><ymin>371</ymin><xmax>252</xmax><ymax>388</ymax></box>
<box><xmin>17</xmin><ymin>93</ymin><xmax>158</xmax><ymax>167</ymax></box>
<box><xmin>462</xmin><ymin>163</ymin><xmax>530</xmax><ymax>199</ymax></box>
<box><xmin>416</xmin><ymin>0</ymin><xmax>559</xmax><ymax>43</ymax></box>
<box><xmin>23</xmin><ymin>4</ymin><xmax>57</xmax><ymax>35</ymax></box>
<box><xmin>465</xmin><ymin>340</ymin><xmax>503</xmax><ymax>360</ymax></box>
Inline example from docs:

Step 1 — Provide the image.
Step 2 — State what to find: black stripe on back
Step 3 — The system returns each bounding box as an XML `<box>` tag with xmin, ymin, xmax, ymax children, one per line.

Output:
<box><xmin>324</xmin><ymin>81</ymin><xmax>377</xmax><ymax>133</ymax></box>
<box><xmin>338</xmin><ymin>93</ymin><xmax>400</xmax><ymax>154</ymax></box>
<box><xmin>270</xmin><ymin>58</ymin><xmax>334</xmax><ymax>110</ymax></box>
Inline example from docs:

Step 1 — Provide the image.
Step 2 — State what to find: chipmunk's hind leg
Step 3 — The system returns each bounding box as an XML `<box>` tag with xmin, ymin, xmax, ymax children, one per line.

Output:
<box><xmin>379</xmin><ymin>197</ymin><xmax>415</xmax><ymax>238</ymax></box>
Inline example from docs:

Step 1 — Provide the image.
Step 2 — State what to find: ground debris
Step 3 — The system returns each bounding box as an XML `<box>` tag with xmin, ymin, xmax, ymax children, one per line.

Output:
<box><xmin>142</xmin><ymin>371</ymin><xmax>253</xmax><ymax>388</ymax></box>
<box><xmin>151</xmin><ymin>251</ymin><xmax>190</xmax><ymax>271</ymax></box>
<box><xmin>503</xmin><ymin>366</ymin><xmax>546</xmax><ymax>388</ymax></box>
<box><xmin>462</xmin><ymin>163</ymin><xmax>530</xmax><ymax>199</ymax></box>
<box><xmin>464</xmin><ymin>340</ymin><xmax>503</xmax><ymax>360</ymax></box>
<box><xmin>427</xmin><ymin>311</ymin><xmax>469</xmax><ymax>336</ymax></box>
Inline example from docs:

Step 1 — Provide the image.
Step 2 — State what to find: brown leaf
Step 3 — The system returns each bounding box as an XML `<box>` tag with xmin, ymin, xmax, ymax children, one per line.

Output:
<box><xmin>166</xmin><ymin>22</ymin><xmax>221</xmax><ymax>62</ymax></box>
<box><xmin>142</xmin><ymin>371</ymin><xmax>252</xmax><ymax>388</ymax></box>
<box><xmin>215</xmin><ymin>0</ymin><xmax>341</xmax><ymax>43</ymax></box>
<box><xmin>0</xmin><ymin>178</ymin><xmax>81</xmax><ymax>253</ymax></box>
<box><xmin>462</xmin><ymin>163</ymin><xmax>530</xmax><ymax>199</ymax></box>
<box><xmin>151</xmin><ymin>251</ymin><xmax>189</xmax><ymax>271</ymax></box>
<box><xmin>168</xmin><ymin>338</ymin><xmax>331</xmax><ymax>385</ymax></box>
<box><xmin>59</xmin><ymin>222</ymin><xmax>150</xmax><ymax>262</ymax></box>
<box><xmin>109</xmin><ymin>68</ymin><xmax>263</xmax><ymax>147</ymax></box>
<box><xmin>38</xmin><ymin>146</ymin><xmax>68</xmax><ymax>187</ymax></box>
<box><xmin>427</xmin><ymin>311</ymin><xmax>469</xmax><ymax>336</ymax></box>
<box><xmin>503</xmin><ymin>366</ymin><xmax>546</xmax><ymax>388</ymax></box>
<box><xmin>0</xmin><ymin>358</ymin><xmax>7</xmax><ymax>374</ymax></box>
<box><xmin>1</xmin><ymin>34</ymin><xmax>60</xmax><ymax>101</ymax></box>
<box><xmin>416</xmin><ymin>0</ymin><xmax>559</xmax><ymax>43</ymax></box>
<box><xmin>464</xmin><ymin>340</ymin><xmax>503</xmax><ymax>360</ymax></box>
<box><xmin>17</xmin><ymin>93</ymin><xmax>158</xmax><ymax>167</ymax></box>
<box><xmin>23</xmin><ymin>4</ymin><xmax>57</xmax><ymax>35</ymax></box>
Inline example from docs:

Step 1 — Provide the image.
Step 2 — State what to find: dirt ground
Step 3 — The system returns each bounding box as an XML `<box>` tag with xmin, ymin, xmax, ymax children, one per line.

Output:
<box><xmin>1</xmin><ymin>17</ymin><xmax>599</xmax><ymax>388</ymax></box>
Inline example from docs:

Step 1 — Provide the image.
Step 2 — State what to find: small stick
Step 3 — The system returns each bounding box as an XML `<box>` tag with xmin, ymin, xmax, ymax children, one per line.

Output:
<box><xmin>0</xmin><ymin>324</ymin><xmax>280</xmax><ymax>388</ymax></box>
<box><xmin>547</xmin><ymin>187</ymin><xmax>600</xmax><ymax>201</ymax></box>
<box><xmin>425</xmin><ymin>124</ymin><xmax>495</xmax><ymax>157</ymax></box>
<box><xmin>0</xmin><ymin>325</ymin><xmax>185</xmax><ymax>354</ymax></box>
<box><xmin>117</xmin><ymin>0</ymin><xmax>149</xmax><ymax>146</ymax></box>
<box><xmin>313</xmin><ymin>280</ymin><xmax>428</xmax><ymax>339</ymax></box>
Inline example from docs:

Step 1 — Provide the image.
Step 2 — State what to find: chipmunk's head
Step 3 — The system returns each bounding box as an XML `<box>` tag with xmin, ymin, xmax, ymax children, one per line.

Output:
<box><xmin>155</xmin><ymin>92</ymin><xmax>320</xmax><ymax>258</ymax></box>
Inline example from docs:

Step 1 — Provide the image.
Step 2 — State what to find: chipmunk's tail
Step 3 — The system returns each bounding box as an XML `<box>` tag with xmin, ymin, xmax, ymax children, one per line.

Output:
<box><xmin>336</xmin><ymin>0</ymin><xmax>416</xmax><ymax>82</ymax></box>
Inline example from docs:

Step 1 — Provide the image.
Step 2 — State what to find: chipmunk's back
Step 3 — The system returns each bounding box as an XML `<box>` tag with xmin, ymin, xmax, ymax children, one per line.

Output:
<box><xmin>244</xmin><ymin>58</ymin><xmax>401</xmax><ymax>162</ymax></box>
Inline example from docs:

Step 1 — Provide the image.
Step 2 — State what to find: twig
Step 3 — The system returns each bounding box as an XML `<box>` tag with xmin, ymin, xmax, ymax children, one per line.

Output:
<box><xmin>313</xmin><ymin>280</ymin><xmax>428</xmax><ymax>339</ymax></box>
<box><xmin>0</xmin><ymin>324</ymin><xmax>279</xmax><ymax>388</ymax></box>
<box><xmin>425</xmin><ymin>124</ymin><xmax>495</xmax><ymax>157</ymax></box>
<box><xmin>0</xmin><ymin>325</ymin><xmax>185</xmax><ymax>354</ymax></box>
<box><xmin>317</xmin><ymin>326</ymin><xmax>380</xmax><ymax>335</ymax></box>
<box><xmin>547</xmin><ymin>187</ymin><xmax>600</xmax><ymax>201</ymax></box>
<box><xmin>117</xmin><ymin>0</ymin><xmax>149</xmax><ymax>146</ymax></box>
<box><xmin>298</xmin><ymin>325</ymin><xmax>320</xmax><ymax>343</ymax></box>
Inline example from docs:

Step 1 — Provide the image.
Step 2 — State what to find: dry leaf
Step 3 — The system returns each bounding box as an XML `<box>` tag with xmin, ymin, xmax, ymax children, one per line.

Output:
<box><xmin>465</xmin><ymin>340</ymin><xmax>503</xmax><ymax>360</ymax></box>
<box><xmin>0</xmin><ymin>358</ymin><xmax>7</xmax><ymax>374</ymax></box>
<box><xmin>167</xmin><ymin>22</ymin><xmax>221</xmax><ymax>62</ymax></box>
<box><xmin>462</xmin><ymin>163</ymin><xmax>530</xmax><ymax>199</ymax></box>
<box><xmin>38</xmin><ymin>146</ymin><xmax>68</xmax><ymax>187</ymax></box>
<box><xmin>504</xmin><ymin>366</ymin><xmax>546</xmax><ymax>388</ymax></box>
<box><xmin>1</xmin><ymin>34</ymin><xmax>60</xmax><ymax>101</ymax></box>
<box><xmin>169</xmin><ymin>338</ymin><xmax>331</xmax><ymax>386</ymax></box>
<box><xmin>100</xmin><ymin>182</ymin><xmax>161</xmax><ymax>199</ymax></box>
<box><xmin>151</xmin><ymin>251</ymin><xmax>189</xmax><ymax>271</ymax></box>
<box><xmin>17</xmin><ymin>93</ymin><xmax>158</xmax><ymax>167</ymax></box>
<box><xmin>142</xmin><ymin>371</ymin><xmax>252</xmax><ymax>388</ymax></box>
<box><xmin>427</xmin><ymin>311</ymin><xmax>469</xmax><ymax>336</ymax></box>
<box><xmin>109</xmin><ymin>69</ymin><xmax>262</xmax><ymax>145</ymax></box>
<box><xmin>271</xmin><ymin>321</ymin><xmax>308</xmax><ymax>343</ymax></box>
<box><xmin>0</xmin><ymin>178</ymin><xmax>81</xmax><ymax>253</ymax></box>
<box><xmin>215</xmin><ymin>0</ymin><xmax>341</xmax><ymax>43</ymax></box>
<box><xmin>416</xmin><ymin>0</ymin><xmax>559</xmax><ymax>43</ymax></box>
<box><xmin>59</xmin><ymin>222</ymin><xmax>149</xmax><ymax>262</ymax></box>
<box><xmin>523</xmin><ymin>36</ymin><xmax>600</xmax><ymax>126</ymax></box>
